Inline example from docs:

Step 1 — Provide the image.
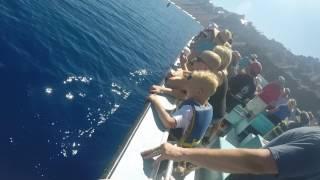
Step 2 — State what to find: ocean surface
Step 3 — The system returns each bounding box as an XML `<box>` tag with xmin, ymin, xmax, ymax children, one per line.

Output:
<box><xmin>0</xmin><ymin>0</ymin><xmax>201</xmax><ymax>179</ymax></box>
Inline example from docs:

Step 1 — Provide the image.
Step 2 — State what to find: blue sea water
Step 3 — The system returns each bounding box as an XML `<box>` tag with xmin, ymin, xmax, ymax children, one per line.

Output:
<box><xmin>0</xmin><ymin>0</ymin><xmax>201</xmax><ymax>179</ymax></box>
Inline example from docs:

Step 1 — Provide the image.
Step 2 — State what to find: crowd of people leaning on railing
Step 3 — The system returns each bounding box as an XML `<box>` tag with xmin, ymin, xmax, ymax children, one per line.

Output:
<box><xmin>142</xmin><ymin>24</ymin><xmax>320</xmax><ymax>180</ymax></box>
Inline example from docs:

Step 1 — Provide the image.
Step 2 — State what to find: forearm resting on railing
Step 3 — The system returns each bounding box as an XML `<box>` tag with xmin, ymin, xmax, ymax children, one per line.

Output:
<box><xmin>179</xmin><ymin>148</ymin><xmax>278</xmax><ymax>175</ymax></box>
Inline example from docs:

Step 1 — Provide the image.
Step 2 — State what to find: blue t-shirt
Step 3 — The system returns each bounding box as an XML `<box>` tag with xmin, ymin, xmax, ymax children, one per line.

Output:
<box><xmin>194</xmin><ymin>38</ymin><xmax>216</xmax><ymax>53</ymax></box>
<box><xmin>273</xmin><ymin>105</ymin><xmax>290</xmax><ymax>120</ymax></box>
<box><xmin>229</xmin><ymin>127</ymin><xmax>320</xmax><ymax>180</ymax></box>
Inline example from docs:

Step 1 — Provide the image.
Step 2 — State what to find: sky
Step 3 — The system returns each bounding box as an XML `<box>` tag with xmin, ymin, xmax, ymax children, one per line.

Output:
<box><xmin>213</xmin><ymin>0</ymin><xmax>320</xmax><ymax>59</ymax></box>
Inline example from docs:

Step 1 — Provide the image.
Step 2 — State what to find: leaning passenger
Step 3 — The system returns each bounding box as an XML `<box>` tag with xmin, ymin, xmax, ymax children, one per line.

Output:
<box><xmin>201</xmin><ymin>45</ymin><xmax>233</xmax><ymax>145</ymax></box>
<box><xmin>189</xmin><ymin>28</ymin><xmax>232</xmax><ymax>59</ymax></box>
<box><xmin>151</xmin><ymin>46</ymin><xmax>232</xmax><ymax>145</ymax></box>
<box><xmin>148</xmin><ymin>71</ymin><xmax>219</xmax><ymax>147</ymax></box>
<box><xmin>152</xmin><ymin>50</ymin><xmax>221</xmax><ymax>99</ymax></box>
<box><xmin>164</xmin><ymin>45</ymin><xmax>232</xmax><ymax>125</ymax></box>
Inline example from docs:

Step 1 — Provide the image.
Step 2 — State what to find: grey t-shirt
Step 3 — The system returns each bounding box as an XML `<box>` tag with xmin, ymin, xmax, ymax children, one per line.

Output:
<box><xmin>229</xmin><ymin>127</ymin><xmax>320</xmax><ymax>180</ymax></box>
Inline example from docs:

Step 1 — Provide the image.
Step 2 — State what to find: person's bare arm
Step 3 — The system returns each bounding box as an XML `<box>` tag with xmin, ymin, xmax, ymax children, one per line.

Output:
<box><xmin>181</xmin><ymin>147</ymin><xmax>277</xmax><ymax>174</ymax></box>
<box><xmin>180</xmin><ymin>53</ymin><xmax>189</xmax><ymax>71</ymax></box>
<box><xmin>267</xmin><ymin>107</ymin><xmax>279</xmax><ymax>114</ymax></box>
<box><xmin>150</xmin><ymin>85</ymin><xmax>186</xmax><ymax>100</ymax></box>
<box><xmin>148</xmin><ymin>95</ymin><xmax>176</xmax><ymax>129</ymax></box>
<box><xmin>142</xmin><ymin>143</ymin><xmax>278</xmax><ymax>175</ymax></box>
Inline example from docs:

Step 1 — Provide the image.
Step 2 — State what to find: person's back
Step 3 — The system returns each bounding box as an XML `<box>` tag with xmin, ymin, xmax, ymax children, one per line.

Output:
<box><xmin>227</xmin><ymin>61</ymin><xmax>261</xmax><ymax>112</ymax></box>
<box><xmin>268</xmin><ymin>104</ymin><xmax>290</xmax><ymax>125</ymax></box>
<box><xmin>207</xmin><ymin>45</ymin><xmax>233</xmax><ymax>121</ymax></box>
<box><xmin>227</xmin><ymin>51</ymin><xmax>241</xmax><ymax>78</ymax></box>
<box><xmin>209</xmin><ymin>74</ymin><xmax>228</xmax><ymax>120</ymax></box>
<box><xmin>259</xmin><ymin>81</ymin><xmax>282</xmax><ymax>105</ymax></box>
<box><xmin>229</xmin><ymin>127</ymin><xmax>320</xmax><ymax>180</ymax></box>
<box><xmin>226</xmin><ymin>73</ymin><xmax>256</xmax><ymax>112</ymax></box>
<box><xmin>175</xmin><ymin>99</ymin><xmax>213</xmax><ymax>147</ymax></box>
<box><xmin>229</xmin><ymin>74</ymin><xmax>255</xmax><ymax>97</ymax></box>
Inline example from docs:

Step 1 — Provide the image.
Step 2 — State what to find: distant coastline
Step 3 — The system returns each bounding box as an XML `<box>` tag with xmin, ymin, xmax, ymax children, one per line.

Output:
<box><xmin>168</xmin><ymin>0</ymin><xmax>320</xmax><ymax>113</ymax></box>
<box><xmin>170</xmin><ymin>0</ymin><xmax>215</xmax><ymax>27</ymax></box>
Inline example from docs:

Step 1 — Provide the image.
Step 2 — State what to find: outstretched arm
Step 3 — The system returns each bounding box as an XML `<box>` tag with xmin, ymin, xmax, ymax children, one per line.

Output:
<box><xmin>180</xmin><ymin>146</ymin><xmax>277</xmax><ymax>174</ymax></box>
<box><xmin>150</xmin><ymin>85</ymin><xmax>186</xmax><ymax>100</ymax></box>
<box><xmin>148</xmin><ymin>95</ymin><xmax>176</xmax><ymax>129</ymax></box>
<box><xmin>180</xmin><ymin>53</ymin><xmax>189</xmax><ymax>71</ymax></box>
<box><xmin>142</xmin><ymin>143</ymin><xmax>278</xmax><ymax>175</ymax></box>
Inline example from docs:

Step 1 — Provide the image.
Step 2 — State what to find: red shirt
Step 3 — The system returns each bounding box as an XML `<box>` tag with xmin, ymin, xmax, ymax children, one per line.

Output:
<box><xmin>259</xmin><ymin>82</ymin><xmax>282</xmax><ymax>105</ymax></box>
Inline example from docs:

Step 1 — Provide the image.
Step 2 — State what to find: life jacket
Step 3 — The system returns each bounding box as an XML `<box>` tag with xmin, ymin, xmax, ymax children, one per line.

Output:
<box><xmin>178</xmin><ymin>99</ymin><xmax>213</xmax><ymax>147</ymax></box>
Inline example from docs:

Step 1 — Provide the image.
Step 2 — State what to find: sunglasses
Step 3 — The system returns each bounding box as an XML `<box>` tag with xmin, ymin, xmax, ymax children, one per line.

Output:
<box><xmin>182</xmin><ymin>72</ymin><xmax>193</xmax><ymax>80</ymax></box>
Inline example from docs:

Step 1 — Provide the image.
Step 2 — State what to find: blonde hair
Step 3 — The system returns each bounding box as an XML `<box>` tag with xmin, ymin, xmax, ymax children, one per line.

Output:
<box><xmin>199</xmin><ymin>50</ymin><xmax>221</xmax><ymax>71</ymax></box>
<box><xmin>191</xmin><ymin>71</ymin><xmax>219</xmax><ymax>98</ymax></box>
<box><xmin>213</xmin><ymin>45</ymin><xmax>232</xmax><ymax>71</ymax></box>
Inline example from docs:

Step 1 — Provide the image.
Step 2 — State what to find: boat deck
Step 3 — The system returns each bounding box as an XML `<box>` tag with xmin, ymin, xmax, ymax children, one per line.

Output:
<box><xmin>103</xmin><ymin>95</ymin><xmax>176</xmax><ymax>179</ymax></box>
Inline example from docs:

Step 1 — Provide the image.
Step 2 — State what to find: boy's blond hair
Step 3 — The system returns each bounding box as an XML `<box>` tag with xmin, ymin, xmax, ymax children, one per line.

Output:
<box><xmin>213</xmin><ymin>45</ymin><xmax>232</xmax><ymax>71</ymax></box>
<box><xmin>190</xmin><ymin>71</ymin><xmax>219</xmax><ymax>98</ymax></box>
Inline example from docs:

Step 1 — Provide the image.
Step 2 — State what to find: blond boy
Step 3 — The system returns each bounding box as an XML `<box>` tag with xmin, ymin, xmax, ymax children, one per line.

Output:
<box><xmin>148</xmin><ymin>71</ymin><xmax>218</xmax><ymax>147</ymax></box>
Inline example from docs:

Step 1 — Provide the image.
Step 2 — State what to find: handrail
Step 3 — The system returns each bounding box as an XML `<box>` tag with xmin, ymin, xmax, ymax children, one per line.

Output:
<box><xmin>165</xmin><ymin>160</ymin><xmax>174</xmax><ymax>180</ymax></box>
<box><xmin>150</xmin><ymin>131</ymin><xmax>170</xmax><ymax>179</ymax></box>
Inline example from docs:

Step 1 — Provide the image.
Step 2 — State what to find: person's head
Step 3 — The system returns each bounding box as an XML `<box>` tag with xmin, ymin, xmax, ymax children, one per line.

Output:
<box><xmin>282</xmin><ymin>88</ymin><xmax>291</xmax><ymax>97</ymax></box>
<box><xmin>308</xmin><ymin>111</ymin><xmax>318</xmax><ymax>126</ymax></box>
<box><xmin>287</xmin><ymin>98</ymin><xmax>297</xmax><ymax>109</ymax></box>
<box><xmin>277</xmin><ymin>76</ymin><xmax>286</xmax><ymax>88</ymax></box>
<box><xmin>231</xmin><ymin>51</ymin><xmax>241</xmax><ymax>65</ymax></box>
<box><xmin>184</xmin><ymin>71</ymin><xmax>219</xmax><ymax>102</ymax></box>
<box><xmin>246</xmin><ymin>61</ymin><xmax>262</xmax><ymax>77</ymax></box>
<box><xmin>188</xmin><ymin>50</ymin><xmax>221</xmax><ymax>72</ymax></box>
<box><xmin>300</xmin><ymin>111</ymin><xmax>310</xmax><ymax>126</ymax></box>
<box><xmin>216</xmin><ymin>29</ymin><xmax>232</xmax><ymax>45</ymax></box>
<box><xmin>213</xmin><ymin>45</ymin><xmax>232</xmax><ymax>71</ymax></box>
<box><xmin>250</xmin><ymin>54</ymin><xmax>258</xmax><ymax>62</ymax></box>
<box><xmin>308</xmin><ymin>111</ymin><xmax>315</xmax><ymax>120</ymax></box>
